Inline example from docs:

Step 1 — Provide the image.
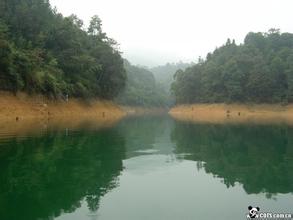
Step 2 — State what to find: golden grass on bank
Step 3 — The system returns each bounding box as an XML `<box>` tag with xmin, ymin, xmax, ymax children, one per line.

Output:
<box><xmin>0</xmin><ymin>92</ymin><xmax>126</xmax><ymax>136</ymax></box>
<box><xmin>0</xmin><ymin>92</ymin><xmax>170</xmax><ymax>136</ymax></box>
<box><xmin>169</xmin><ymin>104</ymin><xmax>293</xmax><ymax>125</ymax></box>
<box><xmin>0</xmin><ymin>92</ymin><xmax>126</xmax><ymax>119</ymax></box>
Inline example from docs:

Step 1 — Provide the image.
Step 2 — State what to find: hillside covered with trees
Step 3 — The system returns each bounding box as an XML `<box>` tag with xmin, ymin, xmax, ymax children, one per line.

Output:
<box><xmin>151</xmin><ymin>62</ymin><xmax>192</xmax><ymax>93</ymax></box>
<box><xmin>116</xmin><ymin>60</ymin><xmax>168</xmax><ymax>107</ymax></box>
<box><xmin>0</xmin><ymin>0</ymin><xmax>126</xmax><ymax>99</ymax></box>
<box><xmin>3</xmin><ymin>1</ymin><xmax>293</xmax><ymax>107</ymax></box>
<box><xmin>172</xmin><ymin>29</ymin><xmax>293</xmax><ymax>104</ymax></box>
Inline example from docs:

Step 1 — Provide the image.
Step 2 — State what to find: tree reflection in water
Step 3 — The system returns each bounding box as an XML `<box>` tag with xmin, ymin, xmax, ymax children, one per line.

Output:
<box><xmin>172</xmin><ymin>121</ymin><xmax>293</xmax><ymax>197</ymax></box>
<box><xmin>0</xmin><ymin>128</ymin><xmax>125</xmax><ymax>220</ymax></box>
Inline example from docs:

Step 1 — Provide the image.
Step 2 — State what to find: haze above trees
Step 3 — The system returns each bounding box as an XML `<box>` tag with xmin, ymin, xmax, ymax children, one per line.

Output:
<box><xmin>172</xmin><ymin>29</ymin><xmax>293</xmax><ymax>104</ymax></box>
<box><xmin>116</xmin><ymin>60</ymin><xmax>168</xmax><ymax>107</ymax></box>
<box><xmin>1</xmin><ymin>1</ymin><xmax>293</xmax><ymax>106</ymax></box>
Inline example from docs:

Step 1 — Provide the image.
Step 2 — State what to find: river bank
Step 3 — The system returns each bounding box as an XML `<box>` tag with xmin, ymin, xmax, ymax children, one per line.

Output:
<box><xmin>0</xmin><ymin>92</ymin><xmax>126</xmax><ymax>121</ymax></box>
<box><xmin>0</xmin><ymin>92</ymin><xmax>168</xmax><ymax>136</ymax></box>
<box><xmin>0</xmin><ymin>92</ymin><xmax>127</xmax><ymax>134</ymax></box>
<box><xmin>169</xmin><ymin>104</ymin><xmax>293</xmax><ymax>124</ymax></box>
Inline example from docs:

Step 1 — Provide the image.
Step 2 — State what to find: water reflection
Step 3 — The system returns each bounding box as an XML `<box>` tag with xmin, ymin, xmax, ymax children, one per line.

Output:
<box><xmin>117</xmin><ymin>115</ymin><xmax>175</xmax><ymax>158</ymax></box>
<box><xmin>172</xmin><ymin>121</ymin><xmax>293</xmax><ymax>196</ymax></box>
<box><xmin>0</xmin><ymin>128</ymin><xmax>125</xmax><ymax>220</ymax></box>
<box><xmin>0</xmin><ymin>115</ymin><xmax>292</xmax><ymax>220</ymax></box>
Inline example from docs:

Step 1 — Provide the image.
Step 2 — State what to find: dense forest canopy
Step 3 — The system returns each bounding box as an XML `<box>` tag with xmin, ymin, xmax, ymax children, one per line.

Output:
<box><xmin>0</xmin><ymin>0</ymin><xmax>126</xmax><ymax>99</ymax></box>
<box><xmin>0</xmin><ymin>0</ymin><xmax>178</xmax><ymax>107</ymax></box>
<box><xmin>172</xmin><ymin>29</ymin><xmax>293</xmax><ymax>104</ymax></box>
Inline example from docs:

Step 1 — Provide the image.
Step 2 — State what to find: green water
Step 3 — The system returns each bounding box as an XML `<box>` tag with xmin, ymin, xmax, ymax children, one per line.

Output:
<box><xmin>0</xmin><ymin>115</ymin><xmax>292</xmax><ymax>220</ymax></box>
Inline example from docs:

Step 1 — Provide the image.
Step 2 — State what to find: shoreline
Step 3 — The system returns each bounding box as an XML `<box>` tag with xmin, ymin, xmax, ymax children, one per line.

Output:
<box><xmin>0</xmin><ymin>92</ymin><xmax>126</xmax><ymax>121</ymax></box>
<box><xmin>0</xmin><ymin>92</ymin><xmax>127</xmax><ymax>135</ymax></box>
<box><xmin>169</xmin><ymin>104</ymin><xmax>293</xmax><ymax>124</ymax></box>
<box><xmin>0</xmin><ymin>92</ymin><xmax>167</xmax><ymax>136</ymax></box>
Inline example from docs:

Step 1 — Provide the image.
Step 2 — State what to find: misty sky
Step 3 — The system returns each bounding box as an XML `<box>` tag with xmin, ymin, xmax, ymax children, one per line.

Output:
<box><xmin>50</xmin><ymin>0</ymin><xmax>293</xmax><ymax>67</ymax></box>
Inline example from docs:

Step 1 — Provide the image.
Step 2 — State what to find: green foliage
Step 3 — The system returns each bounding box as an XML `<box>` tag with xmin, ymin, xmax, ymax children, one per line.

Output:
<box><xmin>151</xmin><ymin>62</ymin><xmax>193</xmax><ymax>92</ymax></box>
<box><xmin>172</xmin><ymin>31</ymin><xmax>293</xmax><ymax>104</ymax></box>
<box><xmin>0</xmin><ymin>0</ymin><xmax>125</xmax><ymax>99</ymax></box>
<box><xmin>116</xmin><ymin>60</ymin><xmax>168</xmax><ymax>107</ymax></box>
<box><xmin>151</xmin><ymin>62</ymin><xmax>193</xmax><ymax>106</ymax></box>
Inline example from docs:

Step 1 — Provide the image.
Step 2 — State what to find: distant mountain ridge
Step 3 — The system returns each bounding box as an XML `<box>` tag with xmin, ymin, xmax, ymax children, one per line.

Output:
<box><xmin>151</xmin><ymin>62</ymin><xmax>194</xmax><ymax>93</ymax></box>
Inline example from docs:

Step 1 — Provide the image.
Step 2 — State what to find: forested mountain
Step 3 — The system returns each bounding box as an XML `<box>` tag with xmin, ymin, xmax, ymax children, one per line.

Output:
<box><xmin>4</xmin><ymin>1</ymin><xmax>292</xmax><ymax>106</ymax></box>
<box><xmin>116</xmin><ymin>60</ymin><xmax>168</xmax><ymax>107</ymax></box>
<box><xmin>0</xmin><ymin>0</ymin><xmax>126</xmax><ymax>99</ymax></box>
<box><xmin>172</xmin><ymin>29</ymin><xmax>293</xmax><ymax>104</ymax></box>
<box><xmin>151</xmin><ymin>62</ymin><xmax>192</xmax><ymax>93</ymax></box>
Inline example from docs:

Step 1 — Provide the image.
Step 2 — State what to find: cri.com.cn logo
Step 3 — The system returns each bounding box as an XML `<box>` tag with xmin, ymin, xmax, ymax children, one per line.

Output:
<box><xmin>246</xmin><ymin>206</ymin><xmax>293</xmax><ymax>219</ymax></box>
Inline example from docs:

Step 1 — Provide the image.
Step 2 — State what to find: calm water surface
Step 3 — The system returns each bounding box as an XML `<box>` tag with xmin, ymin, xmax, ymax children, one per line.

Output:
<box><xmin>0</xmin><ymin>115</ymin><xmax>293</xmax><ymax>220</ymax></box>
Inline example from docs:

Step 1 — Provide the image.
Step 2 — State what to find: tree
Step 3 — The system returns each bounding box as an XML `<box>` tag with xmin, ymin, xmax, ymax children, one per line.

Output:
<box><xmin>0</xmin><ymin>0</ymin><xmax>126</xmax><ymax>99</ymax></box>
<box><xmin>88</xmin><ymin>15</ymin><xmax>105</xmax><ymax>38</ymax></box>
<box><xmin>172</xmin><ymin>30</ymin><xmax>293</xmax><ymax>104</ymax></box>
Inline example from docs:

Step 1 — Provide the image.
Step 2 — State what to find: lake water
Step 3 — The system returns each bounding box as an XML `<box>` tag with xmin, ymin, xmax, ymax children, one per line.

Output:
<box><xmin>0</xmin><ymin>115</ymin><xmax>292</xmax><ymax>220</ymax></box>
